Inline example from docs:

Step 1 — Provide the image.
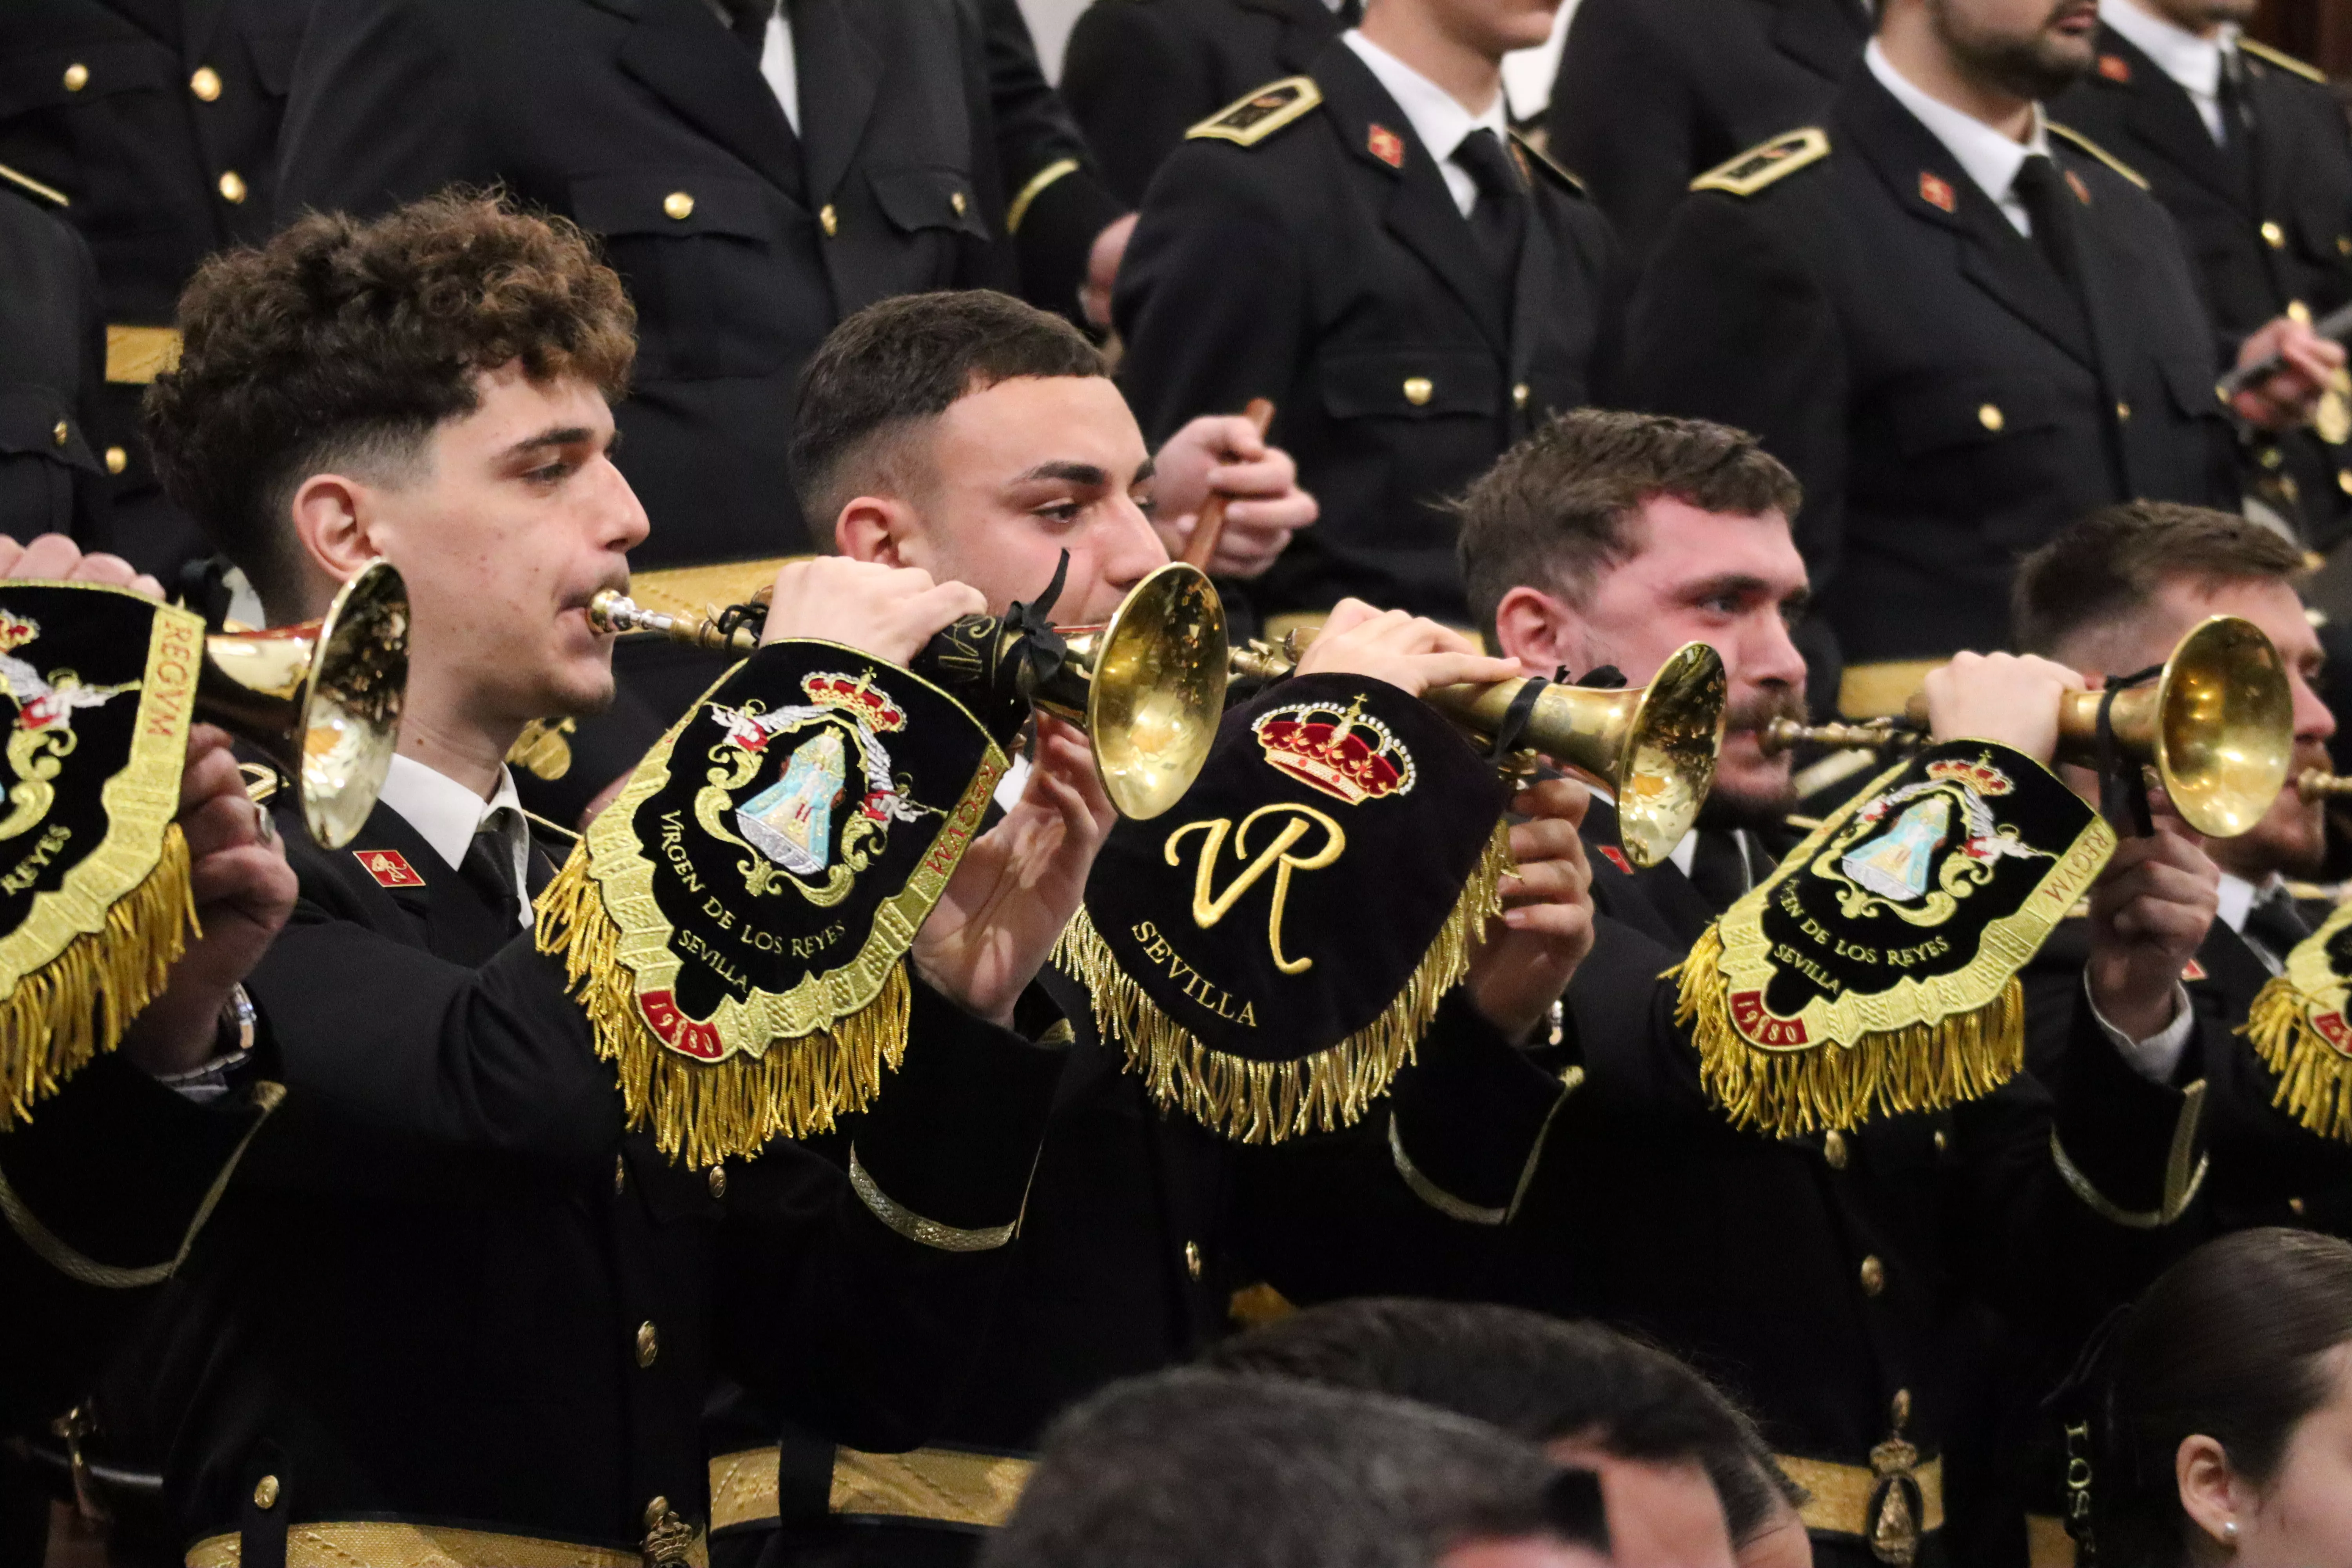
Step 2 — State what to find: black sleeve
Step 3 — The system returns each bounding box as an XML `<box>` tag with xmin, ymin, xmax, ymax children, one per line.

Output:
<box><xmin>972</xmin><ymin>0</ymin><xmax>1130</xmax><ymax>318</ymax></box>
<box><xmin>67</xmin><ymin>227</ymin><xmax>110</xmax><ymax>551</ymax></box>
<box><xmin>1059</xmin><ymin>0</ymin><xmax>1219</xmax><ymax>207</ymax></box>
<box><xmin>1619</xmin><ymin>191</ymin><xmax>1849</xmax><ymax>586</ymax></box>
<box><xmin>1113</xmin><ymin>141</ymin><xmax>1308</xmax><ymax>447</ymax></box>
<box><xmin>273</xmin><ymin>0</ymin><xmax>490</xmax><ymax>222</ymax></box>
<box><xmin>1542</xmin><ymin>0</ymin><xmax>1699</xmax><ymax>259</ymax></box>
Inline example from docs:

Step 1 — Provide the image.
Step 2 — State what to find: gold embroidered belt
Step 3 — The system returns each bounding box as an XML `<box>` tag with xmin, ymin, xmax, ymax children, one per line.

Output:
<box><xmin>1779</xmin><ymin>1451</ymin><xmax>1944</xmax><ymax>1548</ymax></box>
<box><xmin>708</xmin><ymin>1444</ymin><xmax>1033</xmax><ymax>1534</ymax></box>
<box><xmin>183</xmin><ymin>1519</ymin><xmax>708</xmax><ymax>1568</ymax></box>
<box><xmin>105</xmin><ymin>324</ymin><xmax>183</xmax><ymax>384</ymax></box>
<box><xmin>1836</xmin><ymin>660</ymin><xmax>1945</xmax><ymax>720</ymax></box>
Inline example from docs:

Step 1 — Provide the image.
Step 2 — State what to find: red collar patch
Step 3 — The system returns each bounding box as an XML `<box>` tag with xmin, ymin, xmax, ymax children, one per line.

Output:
<box><xmin>356</xmin><ymin>848</ymin><xmax>426</xmax><ymax>888</ymax></box>
<box><xmin>2097</xmin><ymin>53</ymin><xmax>2132</xmax><ymax>82</ymax></box>
<box><xmin>2182</xmin><ymin>957</ymin><xmax>2209</xmax><ymax>982</ymax></box>
<box><xmin>1367</xmin><ymin>123</ymin><xmax>1406</xmax><ymax>169</ymax></box>
<box><xmin>1918</xmin><ymin>171</ymin><xmax>1957</xmax><ymax>213</ymax></box>
<box><xmin>1597</xmin><ymin>845</ymin><xmax>1634</xmax><ymax>875</ymax></box>
<box><xmin>2065</xmin><ymin>169</ymin><xmax>2091</xmax><ymax>205</ymax></box>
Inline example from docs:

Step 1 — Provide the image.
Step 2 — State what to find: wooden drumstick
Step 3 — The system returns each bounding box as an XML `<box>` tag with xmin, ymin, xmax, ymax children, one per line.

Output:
<box><xmin>1180</xmin><ymin>397</ymin><xmax>1277</xmax><ymax>570</ymax></box>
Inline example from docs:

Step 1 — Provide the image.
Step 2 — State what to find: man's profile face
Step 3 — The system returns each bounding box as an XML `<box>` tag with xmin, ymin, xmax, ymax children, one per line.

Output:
<box><xmin>2058</xmin><ymin>576</ymin><xmax>2335</xmax><ymax>880</ymax></box>
<box><xmin>1495</xmin><ymin>499</ymin><xmax>1810</xmax><ymax>828</ymax></box>
<box><xmin>862</xmin><ymin>375</ymin><xmax>1169</xmax><ymax>626</ymax></box>
<box><xmin>1924</xmin><ymin>0</ymin><xmax>2100</xmax><ymax>100</ymax></box>
<box><xmin>360</xmin><ymin>363</ymin><xmax>645</xmax><ymax>728</ymax></box>
<box><xmin>1416</xmin><ymin>0</ymin><xmax>1564</xmax><ymax>61</ymax></box>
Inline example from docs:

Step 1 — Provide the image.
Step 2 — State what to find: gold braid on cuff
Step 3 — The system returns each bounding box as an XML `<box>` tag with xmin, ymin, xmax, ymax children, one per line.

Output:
<box><xmin>2051</xmin><ymin>1080</ymin><xmax>2208</xmax><ymax>1229</ymax></box>
<box><xmin>1005</xmin><ymin>159</ymin><xmax>1079</xmax><ymax>235</ymax></box>
<box><xmin>1386</xmin><ymin>1065</ymin><xmax>1583</xmax><ymax>1228</ymax></box>
<box><xmin>848</xmin><ymin>1146</ymin><xmax>1019</xmax><ymax>1252</ymax></box>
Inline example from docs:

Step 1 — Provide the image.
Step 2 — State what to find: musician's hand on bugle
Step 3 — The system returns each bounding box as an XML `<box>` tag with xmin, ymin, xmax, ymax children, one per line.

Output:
<box><xmin>1923</xmin><ymin>651</ymin><xmax>2082</xmax><ymax>764</ymax></box>
<box><xmin>1150</xmin><ymin>414</ymin><xmax>1316</xmax><ymax>579</ymax></box>
<box><xmin>0</xmin><ymin>531</ymin><xmax>165</xmax><ymax>599</ymax></box>
<box><xmin>1294</xmin><ymin>601</ymin><xmax>1521</xmax><ymax>695</ymax></box>
<box><xmin>2084</xmin><ymin>793</ymin><xmax>2217</xmax><ymax>1045</ymax></box>
<box><xmin>120</xmin><ymin>726</ymin><xmax>300</xmax><ymax>1078</ymax></box>
<box><xmin>1469</xmin><ymin>777</ymin><xmax>1597</xmax><ymax>1045</ymax></box>
<box><xmin>913</xmin><ymin>717</ymin><xmax>1117</xmax><ymax>1028</ymax></box>
<box><xmin>2230</xmin><ymin>314</ymin><xmax>2346</xmax><ymax>432</ymax></box>
<box><xmin>758</xmin><ymin>558</ymin><xmax>985</xmax><ymax>666</ymax></box>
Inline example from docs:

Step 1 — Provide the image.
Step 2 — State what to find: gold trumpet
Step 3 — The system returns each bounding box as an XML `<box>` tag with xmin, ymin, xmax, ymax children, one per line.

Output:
<box><xmin>1229</xmin><ymin>635</ymin><xmax>1729</xmax><ymax>869</ymax></box>
<box><xmin>2298</xmin><ymin>770</ymin><xmax>2352</xmax><ymax>801</ymax></box>
<box><xmin>197</xmin><ymin>558</ymin><xmax>409</xmax><ymax>848</ymax></box>
<box><xmin>1759</xmin><ymin>615</ymin><xmax>2293</xmax><ymax>838</ymax></box>
<box><xmin>588</xmin><ymin>561</ymin><xmax>1228</xmax><ymax>820</ymax></box>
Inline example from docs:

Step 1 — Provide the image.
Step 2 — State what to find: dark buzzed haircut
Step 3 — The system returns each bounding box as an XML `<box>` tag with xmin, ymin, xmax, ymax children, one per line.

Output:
<box><xmin>144</xmin><ymin>192</ymin><xmax>636</xmax><ymax>615</ymax></box>
<box><xmin>790</xmin><ymin>289</ymin><xmax>1108</xmax><ymax>537</ymax></box>
<box><xmin>1205</xmin><ymin>1298</ymin><xmax>1804</xmax><ymax>1551</ymax></box>
<box><xmin>1455</xmin><ymin>408</ymin><xmax>1803</xmax><ymax>643</ymax></box>
<box><xmin>984</xmin><ymin>1370</ymin><xmax>1610</xmax><ymax>1568</ymax></box>
<box><xmin>2012</xmin><ymin>501</ymin><xmax>2306</xmax><ymax>657</ymax></box>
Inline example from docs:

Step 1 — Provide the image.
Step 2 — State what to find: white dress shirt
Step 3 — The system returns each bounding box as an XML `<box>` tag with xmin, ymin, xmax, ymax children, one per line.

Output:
<box><xmin>1866</xmin><ymin>38</ymin><xmax>2053</xmax><ymax>238</ymax></box>
<box><xmin>2099</xmin><ymin>0</ymin><xmax>2237</xmax><ymax>143</ymax></box>
<box><xmin>1342</xmin><ymin>30</ymin><xmax>1514</xmax><ymax>218</ymax></box>
<box><xmin>378</xmin><ymin>753</ymin><xmax>533</xmax><ymax>928</ymax></box>
<box><xmin>704</xmin><ymin>0</ymin><xmax>800</xmax><ymax>133</ymax></box>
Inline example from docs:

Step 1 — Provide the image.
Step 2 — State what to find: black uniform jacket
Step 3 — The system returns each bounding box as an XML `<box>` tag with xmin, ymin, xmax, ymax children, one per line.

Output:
<box><xmin>1622</xmin><ymin>69</ymin><xmax>2237</xmax><ymax>665</ymax></box>
<box><xmin>0</xmin><ymin>0</ymin><xmax>309</xmax><ymax>577</ymax></box>
<box><xmin>276</xmin><ymin>0</ymin><xmax>1118</xmax><ymax>570</ymax></box>
<box><xmin>1059</xmin><ymin>0</ymin><xmax>1346</xmax><ymax>207</ymax></box>
<box><xmin>0</xmin><ymin>179</ymin><xmax>107</xmax><ymax>544</ymax></box>
<box><xmin>93</xmin><ymin>792</ymin><xmax>1063</xmax><ymax>1557</ymax></box>
<box><xmin>1543</xmin><ymin>0</ymin><xmax>1867</xmax><ymax>258</ymax></box>
<box><xmin>2051</xmin><ymin>32</ymin><xmax>2352</xmax><ymax>546</ymax></box>
<box><xmin>1113</xmin><ymin>38</ymin><xmax>1626</xmax><ymax>627</ymax></box>
<box><xmin>1265</xmin><ymin>800</ymin><xmax>2204</xmax><ymax>1568</ymax></box>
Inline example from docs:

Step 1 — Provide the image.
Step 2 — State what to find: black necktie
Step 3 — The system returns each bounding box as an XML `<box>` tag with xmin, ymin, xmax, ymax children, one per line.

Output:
<box><xmin>2244</xmin><ymin>886</ymin><xmax>2312</xmax><ymax>967</ymax></box>
<box><xmin>719</xmin><ymin>0</ymin><xmax>774</xmax><ymax>56</ymax></box>
<box><xmin>1686</xmin><ymin>831</ymin><xmax>1751</xmax><ymax>915</ymax></box>
<box><xmin>459</xmin><ymin>816</ymin><xmax>522</xmax><ymax>933</ymax></box>
<box><xmin>1452</xmin><ymin>128</ymin><xmax>1527</xmax><ymax>297</ymax></box>
<box><xmin>2011</xmin><ymin>154</ymin><xmax>2087</xmax><ymax>303</ymax></box>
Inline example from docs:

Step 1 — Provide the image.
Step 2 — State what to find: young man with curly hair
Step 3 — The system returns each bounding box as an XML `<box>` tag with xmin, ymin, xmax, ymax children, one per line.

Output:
<box><xmin>85</xmin><ymin>193</ymin><xmax>1100</xmax><ymax>1567</ymax></box>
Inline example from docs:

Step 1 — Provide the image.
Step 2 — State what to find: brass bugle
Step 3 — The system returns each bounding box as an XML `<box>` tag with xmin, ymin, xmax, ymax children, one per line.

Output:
<box><xmin>588</xmin><ymin>561</ymin><xmax>1228</xmax><ymax>820</ymax></box>
<box><xmin>197</xmin><ymin>558</ymin><xmax>409</xmax><ymax>849</ymax></box>
<box><xmin>1230</xmin><ymin>635</ymin><xmax>1729</xmax><ymax>869</ymax></box>
<box><xmin>1759</xmin><ymin>616</ymin><xmax>2294</xmax><ymax>838</ymax></box>
<box><xmin>2298</xmin><ymin>769</ymin><xmax>2352</xmax><ymax>800</ymax></box>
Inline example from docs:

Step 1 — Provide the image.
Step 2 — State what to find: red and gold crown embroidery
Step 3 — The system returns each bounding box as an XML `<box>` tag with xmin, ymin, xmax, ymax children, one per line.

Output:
<box><xmin>1926</xmin><ymin>755</ymin><xmax>2014</xmax><ymax>796</ymax></box>
<box><xmin>803</xmin><ymin>671</ymin><xmax>906</xmax><ymax>733</ymax></box>
<box><xmin>1252</xmin><ymin>696</ymin><xmax>1417</xmax><ymax>806</ymax></box>
<box><xmin>0</xmin><ymin>609</ymin><xmax>40</xmax><ymax>654</ymax></box>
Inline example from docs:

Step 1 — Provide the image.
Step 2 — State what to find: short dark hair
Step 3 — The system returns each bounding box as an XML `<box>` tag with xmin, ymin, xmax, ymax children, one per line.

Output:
<box><xmin>2082</xmin><ymin>1228</ymin><xmax>2352</xmax><ymax>1567</ymax></box>
<box><xmin>789</xmin><ymin>289</ymin><xmax>1107</xmax><ymax>537</ymax></box>
<box><xmin>1455</xmin><ymin>408</ymin><xmax>1803</xmax><ymax>643</ymax></box>
<box><xmin>2011</xmin><ymin>501</ymin><xmax>2305</xmax><ymax>657</ymax></box>
<box><xmin>143</xmin><ymin>192</ymin><xmax>635</xmax><ymax>613</ymax></box>
<box><xmin>1204</xmin><ymin>1298</ymin><xmax>1804</xmax><ymax>1550</ymax></box>
<box><xmin>984</xmin><ymin>1370</ymin><xmax>1610</xmax><ymax>1568</ymax></box>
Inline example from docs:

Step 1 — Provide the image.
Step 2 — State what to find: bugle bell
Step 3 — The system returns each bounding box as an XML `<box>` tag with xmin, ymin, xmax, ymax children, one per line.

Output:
<box><xmin>1759</xmin><ymin>615</ymin><xmax>2293</xmax><ymax>838</ymax></box>
<box><xmin>588</xmin><ymin>561</ymin><xmax>1228</xmax><ymax>820</ymax></box>
<box><xmin>197</xmin><ymin>559</ymin><xmax>409</xmax><ymax>849</ymax></box>
<box><xmin>1230</xmin><ymin>635</ymin><xmax>1729</xmax><ymax>869</ymax></box>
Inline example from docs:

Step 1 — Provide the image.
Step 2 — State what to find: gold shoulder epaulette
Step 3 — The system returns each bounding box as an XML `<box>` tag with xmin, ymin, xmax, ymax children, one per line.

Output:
<box><xmin>2239</xmin><ymin>38</ymin><xmax>2327</xmax><ymax>84</ymax></box>
<box><xmin>1187</xmin><ymin>76</ymin><xmax>1322</xmax><ymax>147</ymax></box>
<box><xmin>2047</xmin><ymin>122</ymin><xmax>2151</xmax><ymax>191</ymax></box>
<box><xmin>1510</xmin><ymin>130</ymin><xmax>1586</xmax><ymax>195</ymax></box>
<box><xmin>0</xmin><ymin>160</ymin><xmax>68</xmax><ymax>209</ymax></box>
<box><xmin>1691</xmin><ymin>128</ymin><xmax>1830</xmax><ymax>197</ymax></box>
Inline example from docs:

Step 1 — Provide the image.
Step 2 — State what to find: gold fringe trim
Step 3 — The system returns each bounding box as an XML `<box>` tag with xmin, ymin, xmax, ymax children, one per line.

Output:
<box><xmin>1671</xmin><ymin>922</ymin><xmax>2024</xmax><ymax>1139</ymax></box>
<box><xmin>1053</xmin><ymin>821</ymin><xmax>1514</xmax><ymax>1143</ymax></box>
<box><xmin>534</xmin><ymin>845</ymin><xmax>909</xmax><ymax>1167</ymax></box>
<box><xmin>2242</xmin><ymin>973</ymin><xmax>2352</xmax><ymax>1142</ymax></box>
<box><xmin>2</xmin><ymin>825</ymin><xmax>195</xmax><ymax>1127</ymax></box>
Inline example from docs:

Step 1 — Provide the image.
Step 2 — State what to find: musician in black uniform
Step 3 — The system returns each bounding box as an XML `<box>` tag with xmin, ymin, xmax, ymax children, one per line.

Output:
<box><xmin>0</xmin><ymin>166</ymin><xmax>106</xmax><ymax>546</ymax></box>
<box><xmin>2014</xmin><ymin>503</ymin><xmax>2352</xmax><ymax>1238</ymax></box>
<box><xmin>698</xmin><ymin>289</ymin><xmax>1596</xmax><ymax>1564</ymax></box>
<box><xmin>1269</xmin><ymin>410</ymin><xmax>2224</xmax><ymax>1568</ymax></box>
<box><xmin>1112</xmin><ymin>0</ymin><xmax>1625</xmax><ymax>632</ymax></box>
<box><xmin>1058</xmin><ymin>0</ymin><xmax>1351</xmax><ymax>206</ymax></box>
<box><xmin>0</xmin><ymin>0</ymin><xmax>310</xmax><ymax>583</ymax></box>
<box><xmin>1621</xmin><ymin>0</ymin><xmax>2338</xmax><ymax>706</ymax></box>
<box><xmin>71</xmin><ymin>196</ymin><xmax>1091</xmax><ymax>1567</ymax></box>
<box><xmin>1544</xmin><ymin>0</ymin><xmax>1869</xmax><ymax>258</ymax></box>
<box><xmin>2051</xmin><ymin>4</ymin><xmax>2352</xmax><ymax>548</ymax></box>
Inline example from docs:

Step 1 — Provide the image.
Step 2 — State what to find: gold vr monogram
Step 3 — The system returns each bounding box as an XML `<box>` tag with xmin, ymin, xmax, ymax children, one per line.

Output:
<box><xmin>1164</xmin><ymin>803</ymin><xmax>1346</xmax><ymax>975</ymax></box>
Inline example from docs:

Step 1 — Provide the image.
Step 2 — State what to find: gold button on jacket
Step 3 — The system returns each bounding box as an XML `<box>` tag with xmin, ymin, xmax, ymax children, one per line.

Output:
<box><xmin>1402</xmin><ymin>376</ymin><xmax>1434</xmax><ymax>406</ymax></box>
<box><xmin>635</xmin><ymin>1321</ymin><xmax>659</xmax><ymax>1367</ymax></box>
<box><xmin>190</xmin><ymin>66</ymin><xmax>223</xmax><ymax>102</ymax></box>
<box><xmin>1859</xmin><ymin>1255</ymin><xmax>1886</xmax><ymax>1296</ymax></box>
<box><xmin>1976</xmin><ymin>403</ymin><xmax>2004</xmax><ymax>432</ymax></box>
<box><xmin>663</xmin><ymin>191</ymin><xmax>694</xmax><ymax>221</ymax></box>
<box><xmin>62</xmin><ymin>62</ymin><xmax>89</xmax><ymax>91</ymax></box>
<box><xmin>217</xmin><ymin>170</ymin><xmax>248</xmax><ymax>205</ymax></box>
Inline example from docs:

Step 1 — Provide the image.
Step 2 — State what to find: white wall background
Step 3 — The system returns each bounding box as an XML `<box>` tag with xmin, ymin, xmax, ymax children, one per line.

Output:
<box><xmin>1015</xmin><ymin>0</ymin><xmax>1583</xmax><ymax>120</ymax></box>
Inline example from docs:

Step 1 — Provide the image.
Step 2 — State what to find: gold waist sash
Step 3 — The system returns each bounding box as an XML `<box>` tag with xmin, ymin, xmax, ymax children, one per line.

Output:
<box><xmin>1779</xmin><ymin>1451</ymin><xmax>1945</xmax><ymax>1540</ymax></box>
<box><xmin>185</xmin><ymin>1519</ymin><xmax>707</xmax><ymax>1568</ymax></box>
<box><xmin>708</xmin><ymin>1443</ymin><xmax>1033</xmax><ymax>1534</ymax></box>
<box><xmin>105</xmin><ymin>324</ymin><xmax>183</xmax><ymax>384</ymax></box>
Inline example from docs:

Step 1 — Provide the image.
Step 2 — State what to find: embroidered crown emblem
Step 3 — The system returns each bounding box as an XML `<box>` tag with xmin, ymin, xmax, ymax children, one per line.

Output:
<box><xmin>1926</xmin><ymin>755</ymin><xmax>2014</xmax><ymax>796</ymax></box>
<box><xmin>802</xmin><ymin>671</ymin><xmax>906</xmax><ymax>733</ymax></box>
<box><xmin>1253</xmin><ymin>696</ymin><xmax>1417</xmax><ymax>805</ymax></box>
<box><xmin>0</xmin><ymin>609</ymin><xmax>40</xmax><ymax>654</ymax></box>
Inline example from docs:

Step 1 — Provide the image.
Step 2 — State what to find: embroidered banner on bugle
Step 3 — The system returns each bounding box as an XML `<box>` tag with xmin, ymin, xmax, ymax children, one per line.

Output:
<box><xmin>1676</xmin><ymin>741</ymin><xmax>2113</xmax><ymax>1138</ymax></box>
<box><xmin>2243</xmin><ymin>899</ymin><xmax>2352</xmax><ymax>1141</ymax></box>
<box><xmin>535</xmin><ymin>641</ymin><xmax>1008</xmax><ymax>1165</ymax></box>
<box><xmin>1057</xmin><ymin>673</ymin><xmax>1512</xmax><ymax>1143</ymax></box>
<box><xmin>0</xmin><ymin>584</ymin><xmax>203</xmax><ymax>1127</ymax></box>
